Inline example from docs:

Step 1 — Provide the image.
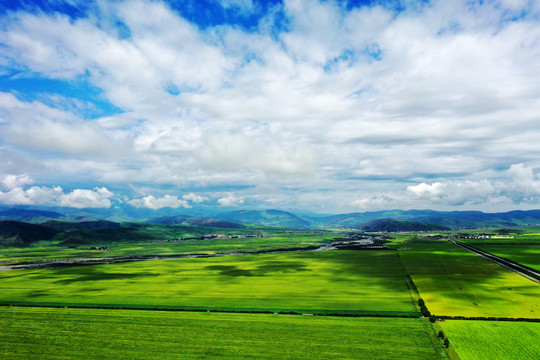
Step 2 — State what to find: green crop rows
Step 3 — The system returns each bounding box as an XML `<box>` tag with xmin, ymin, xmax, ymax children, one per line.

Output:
<box><xmin>0</xmin><ymin>307</ymin><xmax>445</xmax><ymax>360</ymax></box>
<box><xmin>399</xmin><ymin>242</ymin><xmax>540</xmax><ymax>318</ymax></box>
<box><xmin>440</xmin><ymin>320</ymin><xmax>540</xmax><ymax>360</ymax></box>
<box><xmin>2</xmin><ymin>229</ymin><xmax>540</xmax><ymax>359</ymax></box>
<box><xmin>0</xmin><ymin>250</ymin><xmax>418</xmax><ymax>315</ymax></box>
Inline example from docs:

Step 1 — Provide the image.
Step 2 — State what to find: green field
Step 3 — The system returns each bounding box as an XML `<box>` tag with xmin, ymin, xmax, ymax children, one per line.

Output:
<box><xmin>0</xmin><ymin>232</ymin><xmax>335</xmax><ymax>266</ymax></box>
<box><xmin>399</xmin><ymin>242</ymin><xmax>540</xmax><ymax>318</ymax></box>
<box><xmin>0</xmin><ymin>307</ymin><xmax>446</xmax><ymax>360</ymax></box>
<box><xmin>476</xmin><ymin>245</ymin><xmax>540</xmax><ymax>272</ymax></box>
<box><xmin>440</xmin><ymin>320</ymin><xmax>540</xmax><ymax>360</ymax></box>
<box><xmin>2</xmin><ymin>228</ymin><xmax>540</xmax><ymax>359</ymax></box>
<box><xmin>0</xmin><ymin>250</ymin><xmax>418</xmax><ymax>315</ymax></box>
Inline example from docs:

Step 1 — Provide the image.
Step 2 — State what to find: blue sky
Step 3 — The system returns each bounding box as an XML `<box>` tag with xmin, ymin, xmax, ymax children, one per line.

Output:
<box><xmin>1</xmin><ymin>0</ymin><xmax>540</xmax><ymax>213</ymax></box>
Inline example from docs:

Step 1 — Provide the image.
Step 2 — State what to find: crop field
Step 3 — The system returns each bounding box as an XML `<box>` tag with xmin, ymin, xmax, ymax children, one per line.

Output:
<box><xmin>475</xmin><ymin>245</ymin><xmax>540</xmax><ymax>272</ymax></box>
<box><xmin>440</xmin><ymin>320</ymin><xmax>540</xmax><ymax>360</ymax></box>
<box><xmin>0</xmin><ymin>307</ymin><xmax>446</xmax><ymax>360</ymax></box>
<box><xmin>0</xmin><ymin>232</ymin><xmax>335</xmax><ymax>266</ymax></box>
<box><xmin>0</xmin><ymin>250</ymin><xmax>418</xmax><ymax>315</ymax></box>
<box><xmin>399</xmin><ymin>242</ymin><xmax>540</xmax><ymax>318</ymax></box>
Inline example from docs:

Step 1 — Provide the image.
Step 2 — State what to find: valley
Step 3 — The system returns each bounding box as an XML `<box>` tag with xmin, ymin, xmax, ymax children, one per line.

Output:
<box><xmin>0</xmin><ymin>209</ymin><xmax>539</xmax><ymax>359</ymax></box>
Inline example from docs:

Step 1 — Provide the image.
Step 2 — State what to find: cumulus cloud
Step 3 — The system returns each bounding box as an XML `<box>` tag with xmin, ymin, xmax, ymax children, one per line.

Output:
<box><xmin>217</xmin><ymin>193</ymin><xmax>244</xmax><ymax>207</ymax></box>
<box><xmin>0</xmin><ymin>185</ymin><xmax>113</xmax><ymax>208</ymax></box>
<box><xmin>58</xmin><ymin>187</ymin><xmax>114</xmax><ymax>208</ymax></box>
<box><xmin>128</xmin><ymin>195</ymin><xmax>191</xmax><ymax>209</ymax></box>
<box><xmin>407</xmin><ymin>182</ymin><xmax>447</xmax><ymax>200</ymax></box>
<box><xmin>405</xmin><ymin>164</ymin><xmax>540</xmax><ymax>207</ymax></box>
<box><xmin>506</xmin><ymin>163</ymin><xmax>540</xmax><ymax>198</ymax></box>
<box><xmin>183</xmin><ymin>193</ymin><xmax>209</xmax><ymax>203</ymax></box>
<box><xmin>1</xmin><ymin>174</ymin><xmax>34</xmax><ymax>190</ymax></box>
<box><xmin>351</xmin><ymin>195</ymin><xmax>397</xmax><ymax>210</ymax></box>
<box><xmin>0</xmin><ymin>92</ymin><xmax>131</xmax><ymax>158</ymax></box>
<box><xmin>0</xmin><ymin>1</ymin><xmax>540</xmax><ymax>212</ymax></box>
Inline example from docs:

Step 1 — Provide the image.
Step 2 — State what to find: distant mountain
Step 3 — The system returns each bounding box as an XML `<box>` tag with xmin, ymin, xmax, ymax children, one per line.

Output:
<box><xmin>41</xmin><ymin>220</ymin><xmax>122</xmax><ymax>232</ymax></box>
<box><xmin>2</xmin><ymin>205</ymin><xmax>540</xmax><ymax>230</ymax></box>
<box><xmin>58</xmin><ymin>222</ymin><xmax>238</xmax><ymax>246</ymax></box>
<box><xmin>0</xmin><ymin>208</ymin><xmax>65</xmax><ymax>223</ymax></box>
<box><xmin>315</xmin><ymin>209</ymin><xmax>540</xmax><ymax>228</ymax></box>
<box><xmin>150</xmin><ymin>216</ymin><xmax>246</xmax><ymax>229</ymax></box>
<box><xmin>214</xmin><ymin>210</ymin><xmax>311</xmax><ymax>228</ymax></box>
<box><xmin>358</xmin><ymin>219</ymin><xmax>450</xmax><ymax>232</ymax></box>
<box><xmin>0</xmin><ymin>221</ymin><xmax>59</xmax><ymax>246</ymax></box>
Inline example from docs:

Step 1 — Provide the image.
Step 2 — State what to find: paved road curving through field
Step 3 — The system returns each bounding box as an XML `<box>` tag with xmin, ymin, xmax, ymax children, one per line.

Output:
<box><xmin>450</xmin><ymin>239</ymin><xmax>540</xmax><ymax>284</ymax></box>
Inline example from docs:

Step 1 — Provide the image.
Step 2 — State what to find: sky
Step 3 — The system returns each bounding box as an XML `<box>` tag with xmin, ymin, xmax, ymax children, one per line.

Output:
<box><xmin>0</xmin><ymin>0</ymin><xmax>540</xmax><ymax>214</ymax></box>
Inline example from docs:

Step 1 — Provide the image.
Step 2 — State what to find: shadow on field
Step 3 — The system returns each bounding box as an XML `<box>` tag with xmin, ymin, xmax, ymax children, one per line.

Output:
<box><xmin>205</xmin><ymin>262</ymin><xmax>310</xmax><ymax>277</ymax></box>
<box><xmin>34</xmin><ymin>266</ymin><xmax>160</xmax><ymax>284</ymax></box>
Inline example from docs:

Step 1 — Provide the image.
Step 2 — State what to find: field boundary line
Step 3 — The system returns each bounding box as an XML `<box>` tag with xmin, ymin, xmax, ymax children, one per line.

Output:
<box><xmin>0</xmin><ymin>302</ymin><xmax>422</xmax><ymax>318</ymax></box>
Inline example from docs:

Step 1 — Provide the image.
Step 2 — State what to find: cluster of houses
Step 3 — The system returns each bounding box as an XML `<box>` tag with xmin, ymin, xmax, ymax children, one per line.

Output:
<box><xmin>458</xmin><ymin>234</ymin><xmax>514</xmax><ymax>239</ymax></box>
<box><xmin>79</xmin><ymin>246</ymin><xmax>110</xmax><ymax>251</ymax></box>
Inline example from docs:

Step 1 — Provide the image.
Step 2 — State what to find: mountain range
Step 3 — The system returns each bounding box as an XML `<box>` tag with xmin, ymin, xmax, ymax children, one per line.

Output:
<box><xmin>2</xmin><ymin>206</ymin><xmax>540</xmax><ymax>230</ymax></box>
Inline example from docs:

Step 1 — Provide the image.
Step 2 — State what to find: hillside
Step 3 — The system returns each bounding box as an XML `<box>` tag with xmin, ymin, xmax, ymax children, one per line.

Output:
<box><xmin>0</xmin><ymin>221</ymin><xmax>59</xmax><ymax>246</ymax></box>
<box><xmin>150</xmin><ymin>216</ymin><xmax>246</xmax><ymax>229</ymax></box>
<box><xmin>214</xmin><ymin>210</ymin><xmax>310</xmax><ymax>228</ymax></box>
<box><xmin>358</xmin><ymin>219</ymin><xmax>450</xmax><ymax>232</ymax></box>
<box><xmin>41</xmin><ymin>220</ymin><xmax>122</xmax><ymax>232</ymax></box>
<box><xmin>0</xmin><ymin>208</ymin><xmax>65</xmax><ymax>223</ymax></box>
<box><xmin>316</xmin><ymin>209</ymin><xmax>540</xmax><ymax>228</ymax></box>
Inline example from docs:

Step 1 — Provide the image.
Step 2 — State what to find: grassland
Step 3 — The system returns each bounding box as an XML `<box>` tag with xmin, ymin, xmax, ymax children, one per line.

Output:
<box><xmin>0</xmin><ymin>307</ymin><xmax>446</xmax><ymax>360</ymax></box>
<box><xmin>0</xmin><ymin>232</ymin><xmax>335</xmax><ymax>266</ymax></box>
<box><xmin>440</xmin><ymin>320</ymin><xmax>540</xmax><ymax>360</ymax></box>
<box><xmin>475</xmin><ymin>245</ymin><xmax>540</xmax><ymax>272</ymax></box>
<box><xmin>0</xmin><ymin>250</ymin><xmax>418</xmax><ymax>315</ymax></box>
<box><xmin>399</xmin><ymin>242</ymin><xmax>540</xmax><ymax>318</ymax></box>
<box><xmin>2</xmin><ymin>224</ymin><xmax>540</xmax><ymax>359</ymax></box>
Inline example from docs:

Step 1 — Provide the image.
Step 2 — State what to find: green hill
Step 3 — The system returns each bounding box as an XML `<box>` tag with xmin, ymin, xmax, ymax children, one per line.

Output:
<box><xmin>0</xmin><ymin>208</ymin><xmax>65</xmax><ymax>223</ymax></box>
<box><xmin>0</xmin><ymin>221</ymin><xmax>59</xmax><ymax>246</ymax></box>
<box><xmin>150</xmin><ymin>216</ymin><xmax>245</xmax><ymax>229</ymax></box>
<box><xmin>41</xmin><ymin>220</ymin><xmax>121</xmax><ymax>232</ymax></box>
<box><xmin>358</xmin><ymin>219</ymin><xmax>450</xmax><ymax>232</ymax></box>
<box><xmin>215</xmin><ymin>210</ymin><xmax>310</xmax><ymax>228</ymax></box>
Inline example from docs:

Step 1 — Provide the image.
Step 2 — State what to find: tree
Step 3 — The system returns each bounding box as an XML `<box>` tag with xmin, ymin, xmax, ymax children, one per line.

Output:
<box><xmin>443</xmin><ymin>338</ymin><xmax>450</xmax><ymax>348</ymax></box>
<box><xmin>438</xmin><ymin>331</ymin><xmax>444</xmax><ymax>338</ymax></box>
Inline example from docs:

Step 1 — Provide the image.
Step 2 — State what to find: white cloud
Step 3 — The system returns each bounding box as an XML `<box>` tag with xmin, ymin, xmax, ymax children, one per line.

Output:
<box><xmin>506</xmin><ymin>163</ymin><xmax>540</xmax><ymax>197</ymax></box>
<box><xmin>0</xmin><ymin>185</ymin><xmax>113</xmax><ymax>208</ymax></box>
<box><xmin>128</xmin><ymin>195</ymin><xmax>191</xmax><ymax>209</ymax></box>
<box><xmin>217</xmin><ymin>193</ymin><xmax>244</xmax><ymax>207</ymax></box>
<box><xmin>183</xmin><ymin>193</ymin><xmax>209</xmax><ymax>203</ymax></box>
<box><xmin>58</xmin><ymin>187</ymin><xmax>114</xmax><ymax>208</ymax></box>
<box><xmin>351</xmin><ymin>195</ymin><xmax>397</xmax><ymax>210</ymax></box>
<box><xmin>1</xmin><ymin>174</ymin><xmax>34</xmax><ymax>190</ymax></box>
<box><xmin>407</xmin><ymin>182</ymin><xmax>447</xmax><ymax>200</ymax></box>
<box><xmin>0</xmin><ymin>92</ymin><xmax>131</xmax><ymax>158</ymax></box>
<box><xmin>404</xmin><ymin>164</ymin><xmax>540</xmax><ymax>208</ymax></box>
<box><xmin>1</xmin><ymin>1</ymin><xmax>540</xmax><ymax>212</ymax></box>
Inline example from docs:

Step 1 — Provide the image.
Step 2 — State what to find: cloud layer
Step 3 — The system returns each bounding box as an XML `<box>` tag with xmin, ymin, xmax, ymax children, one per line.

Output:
<box><xmin>1</xmin><ymin>0</ymin><xmax>540</xmax><ymax>212</ymax></box>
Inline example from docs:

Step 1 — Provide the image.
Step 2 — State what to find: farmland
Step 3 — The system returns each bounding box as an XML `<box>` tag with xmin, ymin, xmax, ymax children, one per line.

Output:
<box><xmin>0</xmin><ymin>250</ymin><xmax>417</xmax><ymax>315</ymax></box>
<box><xmin>0</xmin><ymin>232</ymin><xmax>336</xmax><ymax>266</ymax></box>
<box><xmin>398</xmin><ymin>242</ymin><xmax>540</xmax><ymax>318</ymax></box>
<box><xmin>0</xmin><ymin>307</ymin><xmax>445</xmax><ymax>360</ymax></box>
<box><xmin>475</xmin><ymin>245</ymin><xmax>540</xmax><ymax>272</ymax></box>
<box><xmin>440</xmin><ymin>320</ymin><xmax>540</xmax><ymax>360</ymax></box>
<box><xmin>1</xmin><ymin>222</ymin><xmax>540</xmax><ymax>359</ymax></box>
